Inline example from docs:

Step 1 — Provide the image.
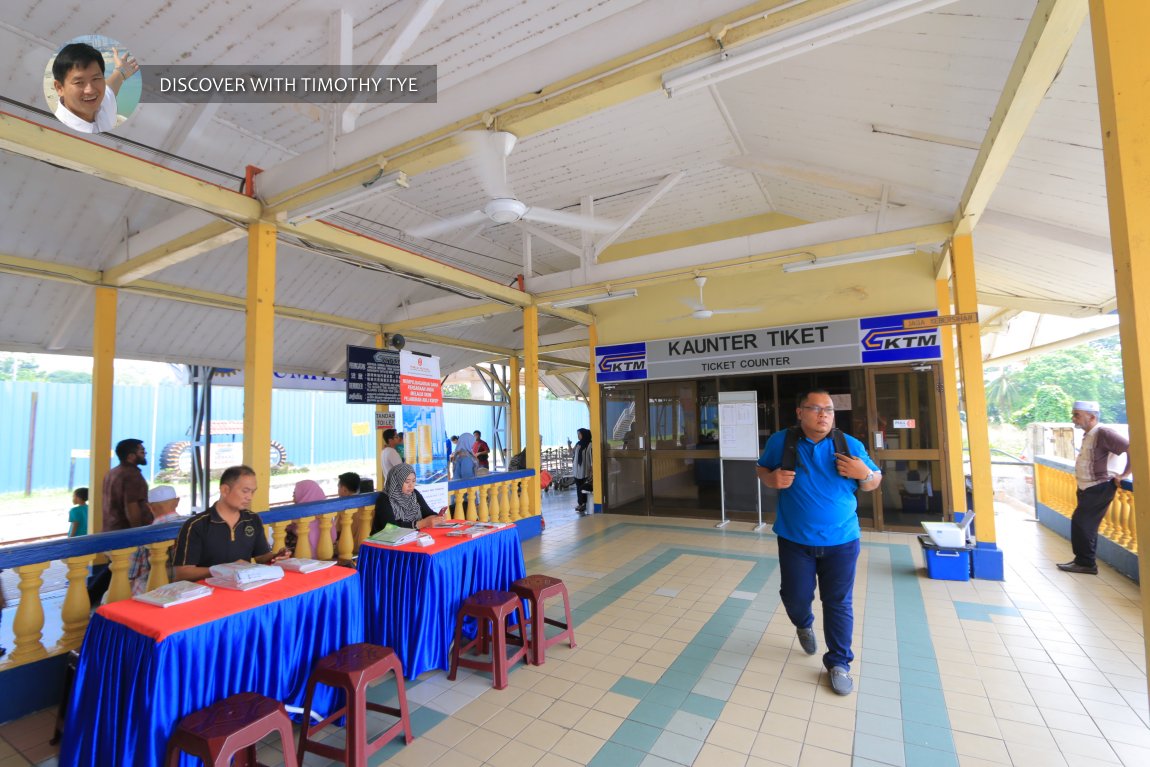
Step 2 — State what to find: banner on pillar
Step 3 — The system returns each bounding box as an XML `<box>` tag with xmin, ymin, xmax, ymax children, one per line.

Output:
<box><xmin>399</xmin><ymin>351</ymin><xmax>449</xmax><ymax>511</ymax></box>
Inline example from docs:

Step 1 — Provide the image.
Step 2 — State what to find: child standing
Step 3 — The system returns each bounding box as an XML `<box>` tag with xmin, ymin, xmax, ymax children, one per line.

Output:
<box><xmin>67</xmin><ymin>487</ymin><xmax>89</xmax><ymax>537</ymax></box>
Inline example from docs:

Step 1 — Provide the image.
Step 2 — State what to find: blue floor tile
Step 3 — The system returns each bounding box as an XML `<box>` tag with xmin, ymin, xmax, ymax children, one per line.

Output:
<box><xmin>904</xmin><ymin>743</ymin><xmax>960</xmax><ymax>767</ymax></box>
<box><xmin>853</xmin><ymin>732</ymin><xmax>907</xmax><ymax>767</ymax></box>
<box><xmin>611</xmin><ymin>720</ymin><xmax>663</xmax><ymax>752</ymax></box>
<box><xmin>613</xmin><ymin>676</ymin><xmax>655</xmax><ymax>700</ymax></box>
<box><xmin>589</xmin><ymin>741</ymin><xmax>647</xmax><ymax>767</ymax></box>
<box><xmin>681</xmin><ymin>693</ymin><xmax>726</xmax><ymax>720</ymax></box>
<box><xmin>630</xmin><ymin>699</ymin><xmax>678</xmax><ymax>729</ymax></box>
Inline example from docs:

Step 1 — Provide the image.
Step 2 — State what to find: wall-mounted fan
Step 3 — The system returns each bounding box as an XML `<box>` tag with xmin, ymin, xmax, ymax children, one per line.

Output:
<box><xmin>405</xmin><ymin>131</ymin><xmax>616</xmax><ymax>239</ymax></box>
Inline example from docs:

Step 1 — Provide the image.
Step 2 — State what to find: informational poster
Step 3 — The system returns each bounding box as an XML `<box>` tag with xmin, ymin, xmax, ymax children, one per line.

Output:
<box><xmin>345</xmin><ymin>345</ymin><xmax>401</xmax><ymax>404</ymax></box>
<box><xmin>718</xmin><ymin>392</ymin><xmax>760</xmax><ymax>460</ymax></box>
<box><xmin>399</xmin><ymin>351</ymin><xmax>449</xmax><ymax>511</ymax></box>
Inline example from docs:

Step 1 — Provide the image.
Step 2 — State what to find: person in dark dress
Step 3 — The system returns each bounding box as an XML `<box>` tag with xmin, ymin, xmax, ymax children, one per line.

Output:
<box><xmin>372</xmin><ymin>464</ymin><xmax>444</xmax><ymax>532</ymax></box>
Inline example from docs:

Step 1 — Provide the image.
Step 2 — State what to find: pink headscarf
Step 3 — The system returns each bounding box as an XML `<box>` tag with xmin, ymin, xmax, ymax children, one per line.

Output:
<box><xmin>291</xmin><ymin>480</ymin><xmax>337</xmax><ymax>551</ymax></box>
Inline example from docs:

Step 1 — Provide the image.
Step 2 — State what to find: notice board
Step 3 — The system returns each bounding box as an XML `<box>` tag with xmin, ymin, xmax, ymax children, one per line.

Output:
<box><xmin>718</xmin><ymin>391</ymin><xmax>760</xmax><ymax>460</ymax></box>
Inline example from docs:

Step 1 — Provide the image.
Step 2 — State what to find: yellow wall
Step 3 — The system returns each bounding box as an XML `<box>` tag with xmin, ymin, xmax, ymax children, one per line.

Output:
<box><xmin>592</xmin><ymin>252</ymin><xmax>938</xmax><ymax>346</ymax></box>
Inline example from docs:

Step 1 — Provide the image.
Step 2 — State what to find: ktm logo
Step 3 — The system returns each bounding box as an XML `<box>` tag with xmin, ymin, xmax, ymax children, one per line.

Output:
<box><xmin>599</xmin><ymin>351</ymin><xmax>646</xmax><ymax>372</ymax></box>
<box><xmin>862</xmin><ymin>328</ymin><xmax>938</xmax><ymax>350</ymax></box>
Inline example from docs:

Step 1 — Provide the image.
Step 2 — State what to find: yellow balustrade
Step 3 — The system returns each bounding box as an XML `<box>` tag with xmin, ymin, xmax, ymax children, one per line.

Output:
<box><xmin>270</xmin><ymin>521</ymin><xmax>289</xmax><ymax>554</ymax></box>
<box><xmin>498</xmin><ymin>482</ymin><xmax>511</xmax><ymax>523</ymax></box>
<box><xmin>337</xmin><ymin>509</ymin><xmax>357</xmax><ymax>560</ymax></box>
<box><xmin>316</xmin><ymin>514</ymin><xmax>335</xmax><ymax>561</ymax></box>
<box><xmin>105</xmin><ymin>547</ymin><xmax>135</xmax><ymax>604</ymax></box>
<box><xmin>509</xmin><ymin>479</ymin><xmax>521</xmax><ymax>521</ymax></box>
<box><xmin>355</xmin><ymin>506</ymin><xmax>373</xmax><ymax>551</ymax></box>
<box><xmin>294</xmin><ymin>516</ymin><xmax>315</xmax><ymax>560</ymax></box>
<box><xmin>0</xmin><ymin>477</ymin><xmax>538</xmax><ymax>672</ymax></box>
<box><xmin>145</xmin><ymin>542</ymin><xmax>172</xmax><ymax>592</ymax></box>
<box><xmin>9</xmin><ymin>563</ymin><xmax>50</xmax><ymax>664</ymax></box>
<box><xmin>477</xmin><ymin>485</ymin><xmax>490</xmax><ymax>522</ymax></box>
<box><xmin>58</xmin><ymin>555</ymin><xmax>93</xmax><ymax>651</ymax></box>
<box><xmin>1035</xmin><ymin>462</ymin><xmax>1139</xmax><ymax>554</ymax></box>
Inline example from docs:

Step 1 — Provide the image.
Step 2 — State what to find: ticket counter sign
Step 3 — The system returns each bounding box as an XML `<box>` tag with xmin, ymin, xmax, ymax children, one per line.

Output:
<box><xmin>596</xmin><ymin>311</ymin><xmax>941</xmax><ymax>382</ymax></box>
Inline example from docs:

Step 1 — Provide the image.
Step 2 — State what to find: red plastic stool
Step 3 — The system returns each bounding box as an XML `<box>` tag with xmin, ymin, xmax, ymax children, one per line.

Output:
<box><xmin>510</xmin><ymin>575</ymin><xmax>576</xmax><ymax>665</ymax></box>
<box><xmin>165</xmin><ymin>692</ymin><xmax>297</xmax><ymax>767</ymax></box>
<box><xmin>297</xmin><ymin>643</ymin><xmax>413</xmax><ymax>767</ymax></box>
<box><xmin>448</xmin><ymin>590</ymin><xmax>528</xmax><ymax>689</ymax></box>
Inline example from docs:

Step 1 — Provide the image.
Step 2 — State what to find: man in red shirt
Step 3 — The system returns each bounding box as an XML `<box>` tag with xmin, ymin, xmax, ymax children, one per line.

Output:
<box><xmin>472</xmin><ymin>430</ymin><xmax>490</xmax><ymax>471</ymax></box>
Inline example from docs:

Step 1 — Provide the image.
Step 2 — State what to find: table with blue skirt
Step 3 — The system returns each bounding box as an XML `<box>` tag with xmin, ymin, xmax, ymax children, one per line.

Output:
<box><xmin>59</xmin><ymin>566</ymin><xmax>363</xmax><ymax>767</ymax></box>
<box><xmin>358</xmin><ymin>525</ymin><xmax>527</xmax><ymax>678</ymax></box>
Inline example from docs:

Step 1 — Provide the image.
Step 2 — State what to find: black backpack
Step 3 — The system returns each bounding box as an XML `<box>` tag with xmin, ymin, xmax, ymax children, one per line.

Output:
<box><xmin>778</xmin><ymin>425</ymin><xmax>850</xmax><ymax>472</ymax></box>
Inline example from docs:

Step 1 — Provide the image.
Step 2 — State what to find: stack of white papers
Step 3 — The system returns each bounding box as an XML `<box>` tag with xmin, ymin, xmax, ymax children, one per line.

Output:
<box><xmin>205</xmin><ymin>562</ymin><xmax>285</xmax><ymax>591</ymax></box>
<box><xmin>278</xmin><ymin>558</ymin><xmax>336</xmax><ymax>574</ymax></box>
<box><xmin>133</xmin><ymin>581</ymin><xmax>213</xmax><ymax>608</ymax></box>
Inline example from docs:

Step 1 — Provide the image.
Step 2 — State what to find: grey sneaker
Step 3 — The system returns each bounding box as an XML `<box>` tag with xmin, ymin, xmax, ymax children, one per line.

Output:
<box><xmin>829</xmin><ymin>666</ymin><xmax>854</xmax><ymax>695</ymax></box>
<box><xmin>796</xmin><ymin>627</ymin><xmax>817</xmax><ymax>655</ymax></box>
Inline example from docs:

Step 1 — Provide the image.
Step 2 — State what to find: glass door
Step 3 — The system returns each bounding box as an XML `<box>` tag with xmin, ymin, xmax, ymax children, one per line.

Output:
<box><xmin>866</xmin><ymin>365</ymin><xmax>949</xmax><ymax>531</ymax></box>
<box><xmin>601</xmin><ymin>383</ymin><xmax>649</xmax><ymax>515</ymax></box>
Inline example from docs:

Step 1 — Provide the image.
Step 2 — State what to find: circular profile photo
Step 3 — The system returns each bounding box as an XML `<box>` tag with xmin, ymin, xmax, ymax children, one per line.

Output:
<box><xmin>44</xmin><ymin>34</ymin><xmax>141</xmax><ymax>134</ymax></box>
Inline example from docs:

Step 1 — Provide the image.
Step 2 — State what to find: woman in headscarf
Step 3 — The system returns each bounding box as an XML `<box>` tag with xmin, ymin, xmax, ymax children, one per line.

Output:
<box><xmin>573</xmin><ymin>428</ymin><xmax>593</xmax><ymax>514</ymax></box>
<box><xmin>451</xmin><ymin>432</ymin><xmax>479</xmax><ymax>480</ymax></box>
<box><xmin>372</xmin><ymin>463</ymin><xmax>442</xmax><ymax>532</ymax></box>
<box><xmin>290</xmin><ymin>479</ymin><xmax>338</xmax><ymax>552</ymax></box>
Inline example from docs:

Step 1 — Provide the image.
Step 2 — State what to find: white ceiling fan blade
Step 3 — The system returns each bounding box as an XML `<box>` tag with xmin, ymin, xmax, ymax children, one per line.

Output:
<box><xmin>680</xmin><ymin>298</ymin><xmax>706</xmax><ymax>311</ymax></box>
<box><xmin>522</xmin><ymin>207</ymin><xmax>617</xmax><ymax>233</ymax></box>
<box><xmin>459</xmin><ymin>131</ymin><xmax>516</xmax><ymax>200</ymax></box>
<box><xmin>405</xmin><ymin>209</ymin><xmax>488</xmax><ymax>239</ymax></box>
<box><xmin>709</xmin><ymin>307</ymin><xmax>760</xmax><ymax>315</ymax></box>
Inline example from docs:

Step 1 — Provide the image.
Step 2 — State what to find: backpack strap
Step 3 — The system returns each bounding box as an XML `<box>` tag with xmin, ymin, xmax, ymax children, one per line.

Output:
<box><xmin>831</xmin><ymin>428</ymin><xmax>850</xmax><ymax>458</ymax></box>
<box><xmin>779</xmin><ymin>425</ymin><xmax>802</xmax><ymax>471</ymax></box>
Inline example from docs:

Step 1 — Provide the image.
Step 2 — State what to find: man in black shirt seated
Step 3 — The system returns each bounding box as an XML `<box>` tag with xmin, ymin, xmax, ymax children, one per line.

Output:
<box><xmin>172</xmin><ymin>465</ymin><xmax>291</xmax><ymax>581</ymax></box>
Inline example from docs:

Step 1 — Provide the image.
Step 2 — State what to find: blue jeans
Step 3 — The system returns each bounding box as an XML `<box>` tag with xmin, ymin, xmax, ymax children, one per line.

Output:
<box><xmin>777</xmin><ymin>536</ymin><xmax>860</xmax><ymax>671</ymax></box>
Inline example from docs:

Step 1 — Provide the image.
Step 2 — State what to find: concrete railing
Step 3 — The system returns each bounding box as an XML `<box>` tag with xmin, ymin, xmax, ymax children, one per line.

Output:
<box><xmin>0</xmin><ymin>470</ymin><xmax>537</xmax><ymax>671</ymax></box>
<box><xmin>1033</xmin><ymin>456</ymin><xmax>1138</xmax><ymax>580</ymax></box>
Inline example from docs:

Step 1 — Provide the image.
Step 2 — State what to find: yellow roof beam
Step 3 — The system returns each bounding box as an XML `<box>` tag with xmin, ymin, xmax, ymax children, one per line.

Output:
<box><xmin>382</xmin><ymin>302</ymin><xmax>516</xmax><ymax>332</ymax></box>
<box><xmin>538</xmin><ymin>340</ymin><xmax>589</xmax><ymax>353</ymax></box>
<box><xmin>598</xmin><ymin>212</ymin><xmax>808</xmax><ymax>264</ymax></box>
<box><xmin>267</xmin><ymin>0</ymin><xmax>859</xmax><ymax>207</ymax></box>
<box><xmin>281</xmin><ymin>219</ymin><xmax>532</xmax><ymax>307</ymax></box>
<box><xmin>955</xmin><ymin>0</ymin><xmax>1088</xmax><ymax>235</ymax></box>
<box><xmin>0</xmin><ymin>112</ymin><xmax>260</xmax><ymax>222</ymax></box>
<box><xmin>104</xmin><ymin>219</ymin><xmax>244</xmax><ymax>286</ymax></box>
<box><xmin>535</xmin><ymin>222</ymin><xmax>952</xmax><ymax>303</ymax></box>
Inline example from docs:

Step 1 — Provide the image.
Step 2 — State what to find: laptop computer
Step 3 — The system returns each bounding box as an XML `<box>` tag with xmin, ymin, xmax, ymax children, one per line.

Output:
<box><xmin>921</xmin><ymin>513</ymin><xmax>974</xmax><ymax>548</ymax></box>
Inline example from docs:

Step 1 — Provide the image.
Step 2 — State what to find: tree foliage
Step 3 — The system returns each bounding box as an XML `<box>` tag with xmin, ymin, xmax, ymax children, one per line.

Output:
<box><xmin>989</xmin><ymin>339</ymin><xmax>1126</xmax><ymax>426</ymax></box>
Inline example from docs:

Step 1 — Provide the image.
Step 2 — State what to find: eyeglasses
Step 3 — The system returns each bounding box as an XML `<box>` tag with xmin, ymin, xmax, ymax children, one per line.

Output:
<box><xmin>800</xmin><ymin>406</ymin><xmax>835</xmax><ymax>415</ymax></box>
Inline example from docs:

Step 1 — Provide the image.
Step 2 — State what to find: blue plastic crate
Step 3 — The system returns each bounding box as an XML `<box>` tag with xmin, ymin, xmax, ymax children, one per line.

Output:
<box><xmin>919</xmin><ymin>535</ymin><xmax>971</xmax><ymax>581</ymax></box>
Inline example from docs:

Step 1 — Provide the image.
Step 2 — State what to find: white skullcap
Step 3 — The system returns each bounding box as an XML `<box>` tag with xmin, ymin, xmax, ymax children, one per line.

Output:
<box><xmin>1072</xmin><ymin>401</ymin><xmax>1100</xmax><ymax>413</ymax></box>
<box><xmin>148</xmin><ymin>485</ymin><xmax>178</xmax><ymax>503</ymax></box>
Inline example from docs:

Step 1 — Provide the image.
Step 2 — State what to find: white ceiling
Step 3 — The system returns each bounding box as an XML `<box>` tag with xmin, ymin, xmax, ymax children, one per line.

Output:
<box><xmin>0</xmin><ymin>0</ymin><xmax>1122</xmax><ymax>385</ymax></box>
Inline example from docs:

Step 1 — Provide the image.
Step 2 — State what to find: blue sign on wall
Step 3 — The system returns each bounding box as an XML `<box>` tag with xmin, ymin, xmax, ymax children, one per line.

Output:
<box><xmin>595</xmin><ymin>342</ymin><xmax>648</xmax><ymax>382</ymax></box>
<box><xmin>858</xmin><ymin>311</ymin><xmax>942</xmax><ymax>364</ymax></box>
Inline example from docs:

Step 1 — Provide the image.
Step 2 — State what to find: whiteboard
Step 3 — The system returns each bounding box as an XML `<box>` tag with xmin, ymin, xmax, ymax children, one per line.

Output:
<box><xmin>718</xmin><ymin>391</ymin><xmax>759</xmax><ymax>460</ymax></box>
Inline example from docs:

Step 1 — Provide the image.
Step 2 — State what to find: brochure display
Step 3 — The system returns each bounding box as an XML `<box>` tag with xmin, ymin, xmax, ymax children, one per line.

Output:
<box><xmin>717</xmin><ymin>391</ymin><xmax>764</xmax><ymax>530</ymax></box>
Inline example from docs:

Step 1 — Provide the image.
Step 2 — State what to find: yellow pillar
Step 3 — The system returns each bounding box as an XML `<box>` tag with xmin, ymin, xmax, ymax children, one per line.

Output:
<box><xmin>375</xmin><ymin>332</ymin><xmax>389</xmax><ymax>488</ymax></box>
<box><xmin>524</xmin><ymin>307</ymin><xmax>541</xmax><ymax>516</ymax></box>
<box><xmin>1089</xmin><ymin>0</ymin><xmax>1150</xmax><ymax>691</ymax></box>
<box><xmin>936</xmin><ymin>280</ymin><xmax>965</xmax><ymax>518</ymax></box>
<box><xmin>243</xmin><ymin>222</ymin><xmax>276</xmax><ymax>512</ymax></box>
<box><xmin>508</xmin><ymin>355</ymin><xmax>521</xmax><ymax>454</ymax></box>
<box><xmin>89</xmin><ymin>287</ymin><xmax>116</xmax><ymax>533</ymax></box>
<box><xmin>588</xmin><ymin>325</ymin><xmax>603</xmax><ymax>512</ymax></box>
<box><xmin>952</xmin><ymin>235</ymin><xmax>996</xmax><ymax>544</ymax></box>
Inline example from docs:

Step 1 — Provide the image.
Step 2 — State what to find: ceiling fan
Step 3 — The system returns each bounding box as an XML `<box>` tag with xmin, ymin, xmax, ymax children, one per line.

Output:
<box><xmin>676</xmin><ymin>276</ymin><xmax>760</xmax><ymax>320</ymax></box>
<box><xmin>404</xmin><ymin>131</ymin><xmax>617</xmax><ymax>240</ymax></box>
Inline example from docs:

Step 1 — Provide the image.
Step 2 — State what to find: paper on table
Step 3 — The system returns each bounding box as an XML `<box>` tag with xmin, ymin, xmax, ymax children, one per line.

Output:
<box><xmin>132</xmin><ymin>581</ymin><xmax>213</xmax><ymax>608</ymax></box>
<box><xmin>278</xmin><ymin>558</ymin><xmax>337</xmax><ymax>574</ymax></box>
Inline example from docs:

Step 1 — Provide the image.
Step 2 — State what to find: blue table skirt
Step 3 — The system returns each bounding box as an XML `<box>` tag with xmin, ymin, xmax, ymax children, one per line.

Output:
<box><xmin>359</xmin><ymin>528</ymin><xmax>527</xmax><ymax>679</ymax></box>
<box><xmin>59</xmin><ymin>573</ymin><xmax>363</xmax><ymax>767</ymax></box>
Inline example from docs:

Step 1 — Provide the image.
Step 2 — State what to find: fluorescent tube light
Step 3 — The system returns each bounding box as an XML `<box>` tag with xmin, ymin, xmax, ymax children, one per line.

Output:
<box><xmin>420</xmin><ymin>314</ymin><xmax>492</xmax><ymax>331</ymax></box>
<box><xmin>550</xmin><ymin>289</ymin><xmax>638</xmax><ymax>309</ymax></box>
<box><xmin>285</xmin><ymin>171</ymin><xmax>410</xmax><ymax>224</ymax></box>
<box><xmin>662</xmin><ymin>0</ymin><xmax>958</xmax><ymax>98</ymax></box>
<box><xmin>782</xmin><ymin>247</ymin><xmax>917</xmax><ymax>273</ymax></box>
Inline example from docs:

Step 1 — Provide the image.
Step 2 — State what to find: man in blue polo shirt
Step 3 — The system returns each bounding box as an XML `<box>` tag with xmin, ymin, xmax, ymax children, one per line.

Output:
<box><xmin>757</xmin><ymin>389</ymin><xmax>881</xmax><ymax>695</ymax></box>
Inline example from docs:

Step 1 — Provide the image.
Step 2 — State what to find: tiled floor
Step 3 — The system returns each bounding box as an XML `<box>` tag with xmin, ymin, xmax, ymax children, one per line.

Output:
<box><xmin>2</xmin><ymin>490</ymin><xmax>1148</xmax><ymax>766</ymax></box>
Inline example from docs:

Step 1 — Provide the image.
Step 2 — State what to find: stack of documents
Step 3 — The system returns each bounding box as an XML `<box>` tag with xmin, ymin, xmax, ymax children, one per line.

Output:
<box><xmin>133</xmin><ymin>581</ymin><xmax>213</xmax><ymax>608</ymax></box>
<box><xmin>205</xmin><ymin>562</ymin><xmax>285</xmax><ymax>591</ymax></box>
<box><xmin>278</xmin><ymin>558</ymin><xmax>336</xmax><ymax>574</ymax></box>
<box><xmin>368</xmin><ymin>525</ymin><xmax>420</xmax><ymax>546</ymax></box>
